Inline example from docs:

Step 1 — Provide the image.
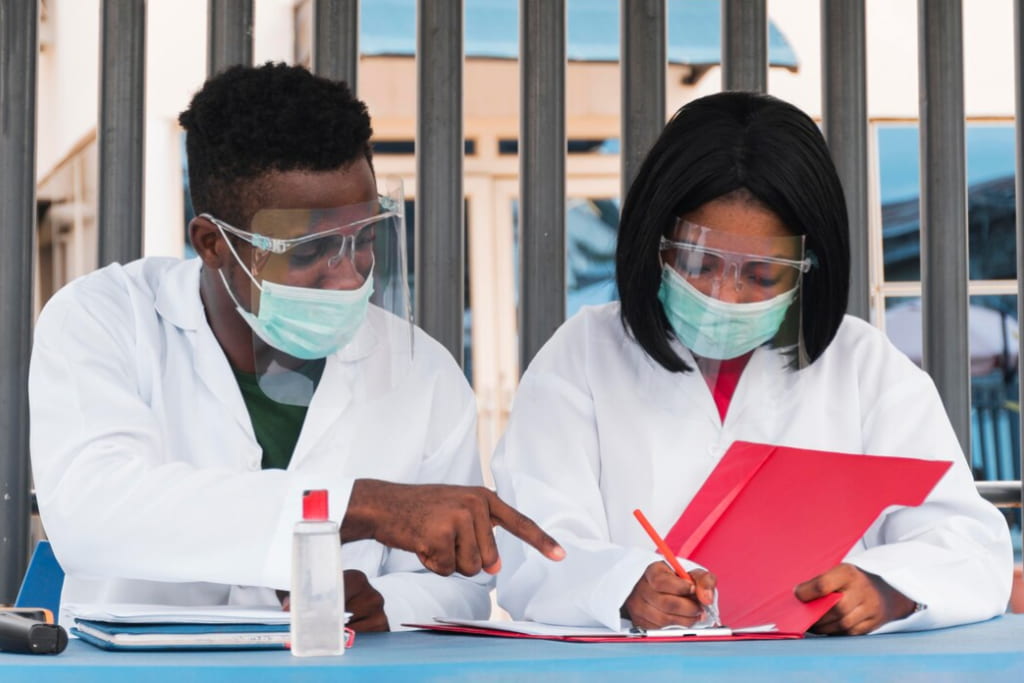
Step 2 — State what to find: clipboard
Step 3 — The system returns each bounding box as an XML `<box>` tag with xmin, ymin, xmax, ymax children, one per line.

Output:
<box><xmin>662</xmin><ymin>441</ymin><xmax>952</xmax><ymax>635</ymax></box>
<box><xmin>66</xmin><ymin>604</ymin><xmax>293</xmax><ymax>652</ymax></box>
<box><xmin>405</xmin><ymin>618</ymin><xmax>799</xmax><ymax>642</ymax></box>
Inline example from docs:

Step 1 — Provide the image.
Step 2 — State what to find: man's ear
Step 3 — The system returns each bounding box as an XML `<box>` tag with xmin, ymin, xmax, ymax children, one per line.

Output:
<box><xmin>189</xmin><ymin>216</ymin><xmax>225</xmax><ymax>269</ymax></box>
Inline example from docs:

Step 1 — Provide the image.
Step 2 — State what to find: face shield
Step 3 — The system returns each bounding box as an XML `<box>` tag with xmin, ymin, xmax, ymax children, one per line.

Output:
<box><xmin>205</xmin><ymin>178</ymin><xmax>412</xmax><ymax>406</ymax></box>
<box><xmin>657</xmin><ymin>220</ymin><xmax>812</xmax><ymax>368</ymax></box>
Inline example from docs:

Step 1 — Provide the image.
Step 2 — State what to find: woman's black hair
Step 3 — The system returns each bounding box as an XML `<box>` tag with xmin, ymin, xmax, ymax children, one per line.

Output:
<box><xmin>616</xmin><ymin>91</ymin><xmax>850</xmax><ymax>373</ymax></box>
<box><xmin>178</xmin><ymin>62</ymin><xmax>373</xmax><ymax>227</ymax></box>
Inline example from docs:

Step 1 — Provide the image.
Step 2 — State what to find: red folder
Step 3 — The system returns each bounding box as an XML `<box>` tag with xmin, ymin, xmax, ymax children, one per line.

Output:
<box><xmin>404</xmin><ymin>620</ymin><xmax>799</xmax><ymax>642</ymax></box>
<box><xmin>662</xmin><ymin>441</ymin><xmax>952</xmax><ymax>635</ymax></box>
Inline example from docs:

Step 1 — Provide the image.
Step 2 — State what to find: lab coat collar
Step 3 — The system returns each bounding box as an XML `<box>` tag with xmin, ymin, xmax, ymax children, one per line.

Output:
<box><xmin>154</xmin><ymin>258</ymin><xmax>206</xmax><ymax>331</ymax></box>
<box><xmin>151</xmin><ymin>260</ymin><xmax>397</xmax><ymax>466</ymax></box>
<box><xmin>636</xmin><ymin>333</ymin><xmax>794</xmax><ymax>431</ymax></box>
<box><xmin>151</xmin><ymin>259</ymin><xmax>257</xmax><ymax>442</ymax></box>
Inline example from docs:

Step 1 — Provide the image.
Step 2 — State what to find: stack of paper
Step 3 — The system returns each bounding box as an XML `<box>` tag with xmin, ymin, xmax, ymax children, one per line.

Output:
<box><xmin>66</xmin><ymin>604</ymin><xmax>293</xmax><ymax>651</ymax></box>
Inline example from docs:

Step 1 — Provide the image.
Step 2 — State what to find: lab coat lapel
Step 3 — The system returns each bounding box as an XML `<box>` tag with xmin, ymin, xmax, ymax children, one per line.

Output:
<box><xmin>191</xmin><ymin>322</ymin><xmax>256</xmax><ymax>439</ymax></box>
<box><xmin>627</xmin><ymin>335</ymin><xmax>720</xmax><ymax>519</ymax></box>
<box><xmin>644</xmin><ymin>339</ymin><xmax>722</xmax><ymax>429</ymax></box>
<box><xmin>288</xmin><ymin>319</ymin><xmax>378</xmax><ymax>469</ymax></box>
<box><xmin>721</xmin><ymin>345</ymin><xmax>792</xmax><ymax>435</ymax></box>
<box><xmin>154</xmin><ymin>259</ymin><xmax>255</xmax><ymax>440</ymax></box>
<box><xmin>289</xmin><ymin>354</ymin><xmax>355</xmax><ymax>469</ymax></box>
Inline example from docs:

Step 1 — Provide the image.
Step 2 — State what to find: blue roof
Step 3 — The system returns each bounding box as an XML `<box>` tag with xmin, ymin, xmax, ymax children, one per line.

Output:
<box><xmin>361</xmin><ymin>0</ymin><xmax>799</xmax><ymax>69</ymax></box>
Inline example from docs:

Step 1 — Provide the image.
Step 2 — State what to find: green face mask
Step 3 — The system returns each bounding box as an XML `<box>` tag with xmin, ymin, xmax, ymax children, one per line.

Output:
<box><xmin>657</xmin><ymin>264</ymin><xmax>797</xmax><ymax>360</ymax></box>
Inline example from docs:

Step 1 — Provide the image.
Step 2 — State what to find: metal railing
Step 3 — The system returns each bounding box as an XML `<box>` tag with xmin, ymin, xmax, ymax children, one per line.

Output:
<box><xmin>0</xmin><ymin>0</ymin><xmax>37</xmax><ymax>604</ymax></box>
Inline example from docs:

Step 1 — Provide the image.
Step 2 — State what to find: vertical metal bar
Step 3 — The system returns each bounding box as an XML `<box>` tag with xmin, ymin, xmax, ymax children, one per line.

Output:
<box><xmin>98</xmin><ymin>0</ymin><xmax>145</xmax><ymax>266</ymax></box>
<box><xmin>0</xmin><ymin>0</ymin><xmax>37</xmax><ymax>603</ymax></box>
<box><xmin>621</xmin><ymin>0</ymin><xmax>666</xmax><ymax>201</ymax></box>
<box><xmin>314</xmin><ymin>0</ymin><xmax>359</xmax><ymax>89</ymax></box>
<box><xmin>1014</xmin><ymin>0</ymin><xmax>1024</xmax><ymax>530</ymax></box>
<box><xmin>208</xmin><ymin>0</ymin><xmax>253</xmax><ymax>76</ymax></box>
<box><xmin>821</xmin><ymin>0</ymin><xmax>869</xmax><ymax>320</ymax></box>
<box><xmin>416</xmin><ymin>0</ymin><xmax>465</xmax><ymax>365</ymax></box>
<box><xmin>918</xmin><ymin>0</ymin><xmax>971</xmax><ymax>457</ymax></box>
<box><xmin>721</xmin><ymin>0</ymin><xmax>766</xmax><ymax>92</ymax></box>
<box><xmin>519</xmin><ymin>0</ymin><xmax>566</xmax><ymax>372</ymax></box>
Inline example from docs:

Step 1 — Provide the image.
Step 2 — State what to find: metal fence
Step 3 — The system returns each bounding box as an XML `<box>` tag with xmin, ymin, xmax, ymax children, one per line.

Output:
<box><xmin>1</xmin><ymin>0</ymin><xmax>1022</xmax><ymax>603</ymax></box>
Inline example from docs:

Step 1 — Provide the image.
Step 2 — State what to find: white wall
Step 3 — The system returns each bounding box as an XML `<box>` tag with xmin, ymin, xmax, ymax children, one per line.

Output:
<box><xmin>37</xmin><ymin>0</ymin><xmax>100</xmax><ymax>179</ymax></box>
<box><xmin>143</xmin><ymin>0</ymin><xmax>206</xmax><ymax>258</ymax></box>
<box><xmin>37</xmin><ymin>0</ymin><xmax>299</xmax><ymax>258</ymax></box>
<box><xmin>767</xmin><ymin>0</ymin><xmax>1016</xmax><ymax>120</ymax></box>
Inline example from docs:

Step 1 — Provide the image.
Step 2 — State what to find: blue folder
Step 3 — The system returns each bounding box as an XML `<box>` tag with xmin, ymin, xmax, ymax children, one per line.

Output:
<box><xmin>15</xmin><ymin>540</ymin><xmax>64</xmax><ymax>618</ymax></box>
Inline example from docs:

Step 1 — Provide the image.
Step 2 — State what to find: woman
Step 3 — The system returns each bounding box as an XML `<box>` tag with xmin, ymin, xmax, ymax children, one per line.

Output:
<box><xmin>491</xmin><ymin>91</ymin><xmax>1012</xmax><ymax>635</ymax></box>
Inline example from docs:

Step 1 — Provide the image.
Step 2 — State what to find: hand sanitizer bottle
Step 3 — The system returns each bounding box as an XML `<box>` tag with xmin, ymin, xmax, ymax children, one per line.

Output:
<box><xmin>290</xmin><ymin>489</ymin><xmax>345</xmax><ymax>656</ymax></box>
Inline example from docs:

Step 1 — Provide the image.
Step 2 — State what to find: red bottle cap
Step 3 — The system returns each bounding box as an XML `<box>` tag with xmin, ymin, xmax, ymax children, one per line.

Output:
<box><xmin>302</xmin><ymin>489</ymin><xmax>329</xmax><ymax>521</ymax></box>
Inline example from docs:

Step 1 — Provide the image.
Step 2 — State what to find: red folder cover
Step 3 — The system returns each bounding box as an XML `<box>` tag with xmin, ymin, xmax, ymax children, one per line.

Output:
<box><xmin>662</xmin><ymin>441</ymin><xmax>952</xmax><ymax>635</ymax></box>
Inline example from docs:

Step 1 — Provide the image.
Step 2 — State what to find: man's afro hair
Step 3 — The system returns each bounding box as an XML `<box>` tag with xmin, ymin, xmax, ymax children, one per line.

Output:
<box><xmin>179</xmin><ymin>62</ymin><xmax>373</xmax><ymax>225</ymax></box>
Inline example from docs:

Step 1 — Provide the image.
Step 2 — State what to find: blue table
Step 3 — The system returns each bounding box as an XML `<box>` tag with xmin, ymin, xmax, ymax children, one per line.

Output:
<box><xmin>2</xmin><ymin>614</ymin><xmax>1022</xmax><ymax>682</ymax></box>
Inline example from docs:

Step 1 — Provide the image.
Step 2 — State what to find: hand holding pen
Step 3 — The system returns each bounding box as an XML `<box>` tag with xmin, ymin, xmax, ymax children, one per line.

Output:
<box><xmin>627</xmin><ymin>509</ymin><xmax>721</xmax><ymax>629</ymax></box>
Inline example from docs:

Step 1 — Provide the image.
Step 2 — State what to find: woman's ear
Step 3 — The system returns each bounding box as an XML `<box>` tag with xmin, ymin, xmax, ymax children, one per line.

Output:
<box><xmin>189</xmin><ymin>216</ymin><xmax>225</xmax><ymax>269</ymax></box>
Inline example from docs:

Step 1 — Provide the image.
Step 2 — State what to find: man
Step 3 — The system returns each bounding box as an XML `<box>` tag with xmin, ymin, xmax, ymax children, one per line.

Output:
<box><xmin>29</xmin><ymin>63</ymin><xmax>562</xmax><ymax>632</ymax></box>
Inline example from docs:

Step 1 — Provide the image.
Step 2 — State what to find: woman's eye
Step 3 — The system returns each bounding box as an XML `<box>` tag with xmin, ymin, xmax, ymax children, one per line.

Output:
<box><xmin>744</xmin><ymin>264</ymin><xmax>784</xmax><ymax>288</ymax></box>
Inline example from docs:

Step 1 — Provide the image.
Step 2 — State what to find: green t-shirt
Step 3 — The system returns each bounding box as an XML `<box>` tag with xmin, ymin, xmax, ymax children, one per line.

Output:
<box><xmin>232</xmin><ymin>360</ymin><xmax>326</xmax><ymax>470</ymax></box>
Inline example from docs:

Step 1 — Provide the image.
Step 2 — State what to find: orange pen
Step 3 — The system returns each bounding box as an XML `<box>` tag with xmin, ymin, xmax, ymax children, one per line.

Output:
<box><xmin>633</xmin><ymin>508</ymin><xmax>721</xmax><ymax>626</ymax></box>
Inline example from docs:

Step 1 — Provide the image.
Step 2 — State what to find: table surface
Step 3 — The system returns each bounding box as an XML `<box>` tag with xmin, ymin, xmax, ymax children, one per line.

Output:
<box><xmin>2</xmin><ymin>613</ymin><xmax>1022</xmax><ymax>682</ymax></box>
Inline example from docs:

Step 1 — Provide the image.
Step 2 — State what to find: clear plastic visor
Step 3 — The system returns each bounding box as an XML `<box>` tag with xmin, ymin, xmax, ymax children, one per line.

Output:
<box><xmin>206</xmin><ymin>178</ymin><xmax>412</xmax><ymax>407</ymax></box>
<box><xmin>205</xmin><ymin>196</ymin><xmax>401</xmax><ymax>290</ymax></box>
<box><xmin>657</xmin><ymin>219</ymin><xmax>810</xmax><ymax>369</ymax></box>
<box><xmin>660</xmin><ymin>220</ymin><xmax>810</xmax><ymax>303</ymax></box>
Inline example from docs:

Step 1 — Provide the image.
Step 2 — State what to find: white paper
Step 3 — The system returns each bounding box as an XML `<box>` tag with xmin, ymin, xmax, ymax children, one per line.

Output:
<box><xmin>431</xmin><ymin>618</ymin><xmax>751</xmax><ymax>638</ymax></box>
<box><xmin>65</xmin><ymin>603</ymin><xmax>294</xmax><ymax>625</ymax></box>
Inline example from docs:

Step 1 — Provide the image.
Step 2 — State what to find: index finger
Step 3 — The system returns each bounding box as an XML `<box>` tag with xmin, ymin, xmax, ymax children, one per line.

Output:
<box><xmin>485</xmin><ymin>492</ymin><xmax>566</xmax><ymax>561</ymax></box>
<box><xmin>794</xmin><ymin>565</ymin><xmax>853</xmax><ymax>603</ymax></box>
<box><xmin>690</xmin><ymin>568</ymin><xmax>717</xmax><ymax>606</ymax></box>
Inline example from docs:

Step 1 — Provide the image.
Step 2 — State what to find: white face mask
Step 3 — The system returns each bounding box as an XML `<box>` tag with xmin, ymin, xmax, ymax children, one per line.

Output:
<box><xmin>657</xmin><ymin>264</ymin><xmax>797</xmax><ymax>360</ymax></box>
<box><xmin>221</xmin><ymin>270</ymin><xmax>374</xmax><ymax>360</ymax></box>
<box><xmin>216</xmin><ymin>225</ymin><xmax>374</xmax><ymax>360</ymax></box>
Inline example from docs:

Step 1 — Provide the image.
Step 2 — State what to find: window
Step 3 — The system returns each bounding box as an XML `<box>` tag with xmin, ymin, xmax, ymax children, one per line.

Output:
<box><xmin>875</xmin><ymin>122</ymin><xmax>1020</xmax><ymax>490</ymax></box>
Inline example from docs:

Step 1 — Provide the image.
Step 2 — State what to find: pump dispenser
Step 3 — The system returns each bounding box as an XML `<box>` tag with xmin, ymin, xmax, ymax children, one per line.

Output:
<box><xmin>290</xmin><ymin>489</ymin><xmax>345</xmax><ymax>656</ymax></box>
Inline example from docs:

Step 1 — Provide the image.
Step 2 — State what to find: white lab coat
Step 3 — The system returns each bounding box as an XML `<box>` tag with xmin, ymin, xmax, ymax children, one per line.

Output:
<box><xmin>29</xmin><ymin>257</ymin><xmax>491</xmax><ymax>627</ymax></box>
<box><xmin>492</xmin><ymin>302</ymin><xmax>1012</xmax><ymax>634</ymax></box>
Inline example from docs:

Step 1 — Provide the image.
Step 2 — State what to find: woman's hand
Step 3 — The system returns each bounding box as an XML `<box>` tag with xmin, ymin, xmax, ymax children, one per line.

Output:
<box><xmin>794</xmin><ymin>563</ymin><xmax>916</xmax><ymax>635</ymax></box>
<box><xmin>622</xmin><ymin>561</ymin><xmax>717</xmax><ymax>629</ymax></box>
